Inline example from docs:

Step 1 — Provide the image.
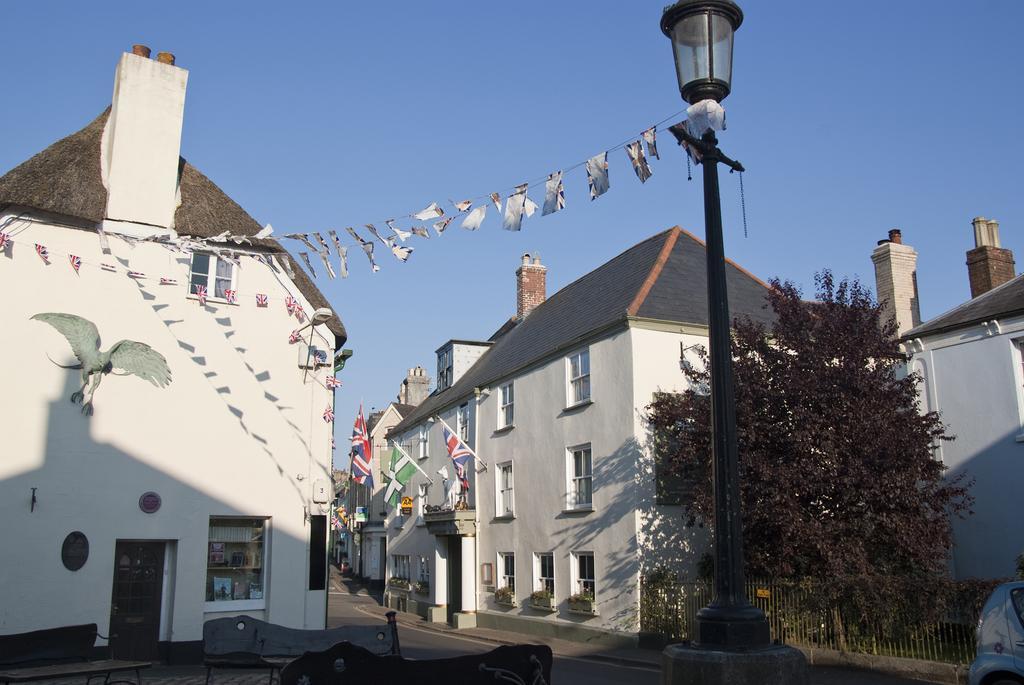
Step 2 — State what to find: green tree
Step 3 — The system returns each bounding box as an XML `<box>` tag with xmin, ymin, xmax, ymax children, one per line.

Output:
<box><xmin>647</xmin><ymin>272</ymin><xmax>973</xmax><ymax>621</ymax></box>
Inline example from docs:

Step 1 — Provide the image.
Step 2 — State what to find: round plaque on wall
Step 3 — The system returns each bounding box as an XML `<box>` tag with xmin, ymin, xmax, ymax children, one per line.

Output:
<box><xmin>61</xmin><ymin>531</ymin><xmax>89</xmax><ymax>571</ymax></box>
<box><xmin>139</xmin><ymin>491</ymin><xmax>162</xmax><ymax>514</ymax></box>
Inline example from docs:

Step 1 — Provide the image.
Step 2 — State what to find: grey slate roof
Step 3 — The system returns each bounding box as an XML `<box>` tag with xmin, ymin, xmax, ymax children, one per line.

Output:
<box><xmin>0</xmin><ymin>109</ymin><xmax>346</xmax><ymax>344</ymax></box>
<box><xmin>904</xmin><ymin>273</ymin><xmax>1024</xmax><ymax>339</ymax></box>
<box><xmin>389</xmin><ymin>227</ymin><xmax>774</xmax><ymax>436</ymax></box>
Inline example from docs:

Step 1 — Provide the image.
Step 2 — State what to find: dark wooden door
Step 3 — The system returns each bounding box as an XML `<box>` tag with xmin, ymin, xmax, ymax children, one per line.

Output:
<box><xmin>446</xmin><ymin>537</ymin><xmax>461</xmax><ymax>624</ymax></box>
<box><xmin>109</xmin><ymin>541</ymin><xmax>164</xmax><ymax>661</ymax></box>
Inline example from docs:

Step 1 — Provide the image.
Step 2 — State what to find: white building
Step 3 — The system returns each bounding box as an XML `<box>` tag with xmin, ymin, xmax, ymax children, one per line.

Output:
<box><xmin>0</xmin><ymin>46</ymin><xmax>346</xmax><ymax>662</ymax></box>
<box><xmin>381</xmin><ymin>231</ymin><xmax>775</xmax><ymax>645</ymax></box>
<box><xmin>877</xmin><ymin>219</ymin><xmax>1022</xmax><ymax>580</ymax></box>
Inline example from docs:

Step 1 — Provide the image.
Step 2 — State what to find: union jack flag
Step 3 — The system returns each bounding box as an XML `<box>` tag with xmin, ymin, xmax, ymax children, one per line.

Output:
<box><xmin>325</xmin><ymin>375</ymin><xmax>342</xmax><ymax>390</ymax></box>
<box><xmin>256</xmin><ymin>293</ymin><xmax>268</xmax><ymax>307</ymax></box>
<box><xmin>195</xmin><ymin>284</ymin><xmax>207</xmax><ymax>306</ymax></box>
<box><xmin>288</xmin><ymin>329</ymin><xmax>301</xmax><ymax>344</ymax></box>
<box><xmin>442</xmin><ymin>424</ymin><xmax>475</xmax><ymax>492</ymax></box>
<box><xmin>127</xmin><ymin>271</ymin><xmax>145</xmax><ymax>279</ymax></box>
<box><xmin>0</xmin><ymin>232</ymin><xmax>10</xmax><ymax>251</ymax></box>
<box><xmin>159</xmin><ymin>277</ymin><xmax>177</xmax><ymax>285</ymax></box>
<box><xmin>101</xmin><ymin>263</ymin><xmax>117</xmax><ymax>272</ymax></box>
<box><xmin>35</xmin><ymin>244</ymin><xmax>50</xmax><ymax>263</ymax></box>
<box><xmin>350</xmin><ymin>405</ymin><xmax>374</xmax><ymax>488</ymax></box>
<box><xmin>224</xmin><ymin>289</ymin><xmax>237</xmax><ymax>304</ymax></box>
<box><xmin>323</xmin><ymin>405</ymin><xmax>334</xmax><ymax>423</ymax></box>
<box><xmin>284</xmin><ymin>295</ymin><xmax>298</xmax><ymax>315</ymax></box>
<box><xmin>68</xmin><ymin>255</ymin><xmax>82</xmax><ymax>273</ymax></box>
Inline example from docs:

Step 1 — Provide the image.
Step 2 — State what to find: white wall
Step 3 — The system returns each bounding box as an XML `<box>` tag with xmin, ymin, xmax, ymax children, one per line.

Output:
<box><xmin>911</xmin><ymin>315</ymin><xmax>1024</xmax><ymax>579</ymax></box>
<box><xmin>0</xmin><ymin>214</ymin><xmax>335</xmax><ymax>640</ymax></box>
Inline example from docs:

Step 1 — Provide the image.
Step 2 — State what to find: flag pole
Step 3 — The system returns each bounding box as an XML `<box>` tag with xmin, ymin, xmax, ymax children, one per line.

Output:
<box><xmin>389</xmin><ymin>439</ymin><xmax>435</xmax><ymax>484</ymax></box>
<box><xmin>432</xmin><ymin>414</ymin><xmax>487</xmax><ymax>471</ymax></box>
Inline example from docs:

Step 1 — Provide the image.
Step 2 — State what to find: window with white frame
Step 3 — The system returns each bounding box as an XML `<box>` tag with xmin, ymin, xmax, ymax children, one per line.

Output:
<box><xmin>437</xmin><ymin>347</ymin><xmax>453</xmax><ymax>391</ymax></box>
<box><xmin>189</xmin><ymin>253</ymin><xmax>237</xmax><ymax>300</ymax></box>
<box><xmin>418</xmin><ymin>556</ymin><xmax>430</xmax><ymax>583</ymax></box>
<box><xmin>499</xmin><ymin>382</ymin><xmax>514</xmax><ymax>429</ymax></box>
<box><xmin>535</xmin><ymin>553</ymin><xmax>555</xmax><ymax>595</ymax></box>
<box><xmin>498</xmin><ymin>552</ymin><xmax>515</xmax><ymax>592</ymax></box>
<box><xmin>457</xmin><ymin>403</ymin><xmax>470</xmax><ymax>441</ymax></box>
<box><xmin>206</xmin><ymin>517</ymin><xmax>267</xmax><ymax>604</ymax></box>
<box><xmin>391</xmin><ymin>554</ymin><xmax>410</xmax><ymax>581</ymax></box>
<box><xmin>418</xmin><ymin>425</ymin><xmax>429</xmax><ymax>460</ymax></box>
<box><xmin>417</xmin><ymin>483</ymin><xmax>429</xmax><ymax>520</ymax></box>
<box><xmin>496</xmin><ymin>462</ymin><xmax>514</xmax><ymax>517</ymax></box>
<box><xmin>567</xmin><ymin>349</ymin><xmax>591</xmax><ymax>406</ymax></box>
<box><xmin>567</xmin><ymin>444</ymin><xmax>593</xmax><ymax>509</ymax></box>
<box><xmin>572</xmin><ymin>551</ymin><xmax>595</xmax><ymax>598</ymax></box>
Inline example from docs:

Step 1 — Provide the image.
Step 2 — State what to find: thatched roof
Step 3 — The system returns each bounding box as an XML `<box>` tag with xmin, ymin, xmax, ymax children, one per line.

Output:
<box><xmin>0</xmin><ymin>110</ymin><xmax>346</xmax><ymax>344</ymax></box>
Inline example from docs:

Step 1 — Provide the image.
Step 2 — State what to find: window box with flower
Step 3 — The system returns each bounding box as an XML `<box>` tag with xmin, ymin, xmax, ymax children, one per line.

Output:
<box><xmin>388</xmin><ymin>577</ymin><xmax>411</xmax><ymax>591</ymax></box>
<box><xmin>529</xmin><ymin>590</ymin><xmax>556</xmax><ymax>611</ymax></box>
<box><xmin>494</xmin><ymin>585</ymin><xmax>515</xmax><ymax>607</ymax></box>
<box><xmin>413</xmin><ymin>580</ymin><xmax>430</xmax><ymax>595</ymax></box>
<box><xmin>567</xmin><ymin>592</ymin><xmax>596</xmax><ymax>615</ymax></box>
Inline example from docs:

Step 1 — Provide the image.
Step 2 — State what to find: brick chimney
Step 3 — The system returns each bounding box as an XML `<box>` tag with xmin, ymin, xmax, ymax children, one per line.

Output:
<box><xmin>101</xmin><ymin>45</ymin><xmax>188</xmax><ymax>235</ymax></box>
<box><xmin>516</xmin><ymin>253</ymin><xmax>546</xmax><ymax>320</ymax></box>
<box><xmin>871</xmin><ymin>229</ymin><xmax>921</xmax><ymax>336</ymax></box>
<box><xmin>967</xmin><ymin>217</ymin><xmax>1015</xmax><ymax>298</ymax></box>
<box><xmin>398</xmin><ymin>366</ymin><xmax>430</xmax><ymax>406</ymax></box>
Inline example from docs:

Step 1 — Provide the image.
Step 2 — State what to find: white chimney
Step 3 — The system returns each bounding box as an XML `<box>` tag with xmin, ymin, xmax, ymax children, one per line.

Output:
<box><xmin>871</xmin><ymin>229</ymin><xmax>921</xmax><ymax>337</ymax></box>
<box><xmin>101</xmin><ymin>46</ymin><xmax>188</xmax><ymax>235</ymax></box>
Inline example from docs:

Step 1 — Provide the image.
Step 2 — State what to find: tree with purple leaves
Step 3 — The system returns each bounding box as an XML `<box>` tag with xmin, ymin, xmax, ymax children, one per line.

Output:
<box><xmin>648</xmin><ymin>272</ymin><xmax>974</xmax><ymax>624</ymax></box>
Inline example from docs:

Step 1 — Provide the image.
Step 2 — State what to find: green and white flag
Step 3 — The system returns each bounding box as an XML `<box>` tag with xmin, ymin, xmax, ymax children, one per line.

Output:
<box><xmin>383</xmin><ymin>446</ymin><xmax>418</xmax><ymax>508</ymax></box>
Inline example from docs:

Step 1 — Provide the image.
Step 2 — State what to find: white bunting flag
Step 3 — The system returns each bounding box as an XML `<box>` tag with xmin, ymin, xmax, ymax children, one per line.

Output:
<box><xmin>413</xmin><ymin>202</ymin><xmax>444</xmax><ymax>221</ymax></box>
<box><xmin>317</xmin><ymin>250</ymin><xmax>336</xmax><ymax>279</ymax></box>
<box><xmin>96</xmin><ymin>225</ymin><xmax>111</xmax><ymax>254</ymax></box>
<box><xmin>345</xmin><ymin>226</ymin><xmax>380</xmax><ymax>273</ymax></box>
<box><xmin>385</xmin><ymin>219</ymin><xmax>411</xmax><ymax>242</ymax></box>
<box><xmin>503</xmin><ymin>183</ymin><xmax>529</xmax><ymax>232</ymax></box>
<box><xmin>255</xmin><ymin>223</ymin><xmax>274</xmax><ymax>239</ymax></box>
<box><xmin>543</xmin><ymin>171</ymin><xmax>565</xmax><ymax>216</ymax></box>
<box><xmin>524</xmin><ymin>196</ymin><xmax>539</xmax><ymax>218</ymax></box>
<box><xmin>410</xmin><ymin>226</ymin><xmax>431</xmax><ymax>239</ymax></box>
<box><xmin>642</xmin><ymin>126</ymin><xmax>660</xmax><ymax>160</ymax></box>
<box><xmin>490</xmin><ymin>192</ymin><xmax>503</xmax><ymax>213</ymax></box>
<box><xmin>279</xmin><ymin>254</ymin><xmax>297</xmax><ymax>279</ymax></box>
<box><xmin>452</xmin><ymin>199</ymin><xmax>472</xmax><ymax>212</ymax></box>
<box><xmin>337</xmin><ymin>245</ymin><xmax>349</xmax><ymax>278</ymax></box>
<box><xmin>389</xmin><ymin>243</ymin><xmax>414</xmax><ymax>263</ymax></box>
<box><xmin>299</xmin><ymin>252</ymin><xmax>317</xmax><ymax>278</ymax></box>
<box><xmin>461</xmin><ymin>205</ymin><xmax>487</xmax><ymax>231</ymax></box>
<box><xmin>586</xmin><ymin>152</ymin><xmax>610</xmax><ymax>200</ymax></box>
<box><xmin>433</xmin><ymin>217</ymin><xmax>453</xmax><ymax>236</ymax></box>
<box><xmin>626</xmin><ymin>140</ymin><xmax>653</xmax><ymax>183</ymax></box>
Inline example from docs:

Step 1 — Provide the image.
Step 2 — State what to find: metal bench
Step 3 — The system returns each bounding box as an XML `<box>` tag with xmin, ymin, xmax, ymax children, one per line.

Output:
<box><xmin>280</xmin><ymin>641</ymin><xmax>552</xmax><ymax>685</ymax></box>
<box><xmin>203</xmin><ymin>613</ymin><xmax>400</xmax><ymax>684</ymax></box>
<box><xmin>0</xmin><ymin>624</ymin><xmax>150</xmax><ymax>685</ymax></box>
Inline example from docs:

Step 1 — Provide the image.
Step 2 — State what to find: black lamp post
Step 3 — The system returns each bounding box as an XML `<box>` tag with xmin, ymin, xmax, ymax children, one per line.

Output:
<box><xmin>661</xmin><ymin>0</ymin><xmax>770</xmax><ymax>650</ymax></box>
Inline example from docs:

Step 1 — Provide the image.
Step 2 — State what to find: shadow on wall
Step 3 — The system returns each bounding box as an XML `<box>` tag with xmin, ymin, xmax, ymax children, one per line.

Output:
<box><xmin>549</xmin><ymin>436</ymin><xmax>705</xmax><ymax>632</ymax></box>
<box><xmin>0</xmin><ymin>358</ymin><xmax>310</xmax><ymax>655</ymax></box>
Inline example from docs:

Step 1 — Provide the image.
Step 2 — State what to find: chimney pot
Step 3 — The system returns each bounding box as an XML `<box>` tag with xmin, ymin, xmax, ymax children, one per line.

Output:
<box><xmin>967</xmin><ymin>217</ymin><xmax>1014</xmax><ymax>297</ymax></box>
<box><xmin>156</xmin><ymin>52</ymin><xmax>175</xmax><ymax>65</ymax></box>
<box><xmin>876</xmin><ymin>239</ymin><xmax>889</xmax><ymax>246</ymax></box>
<box><xmin>522</xmin><ymin>253</ymin><xmax>531</xmax><ymax>266</ymax></box>
<box><xmin>888</xmin><ymin>229</ymin><xmax>902</xmax><ymax>244</ymax></box>
<box><xmin>131</xmin><ymin>44</ymin><xmax>152</xmax><ymax>58</ymax></box>
<box><xmin>533</xmin><ymin>254</ymin><xmax>542</xmax><ymax>265</ymax></box>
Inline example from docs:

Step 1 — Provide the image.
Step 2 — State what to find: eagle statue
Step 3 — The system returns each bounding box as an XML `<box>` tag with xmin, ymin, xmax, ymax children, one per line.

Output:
<box><xmin>32</xmin><ymin>312</ymin><xmax>172</xmax><ymax>416</ymax></box>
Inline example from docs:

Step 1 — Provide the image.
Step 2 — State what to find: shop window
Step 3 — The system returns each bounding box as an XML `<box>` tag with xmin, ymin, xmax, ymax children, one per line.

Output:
<box><xmin>206</xmin><ymin>517</ymin><xmax>267</xmax><ymax>603</ymax></box>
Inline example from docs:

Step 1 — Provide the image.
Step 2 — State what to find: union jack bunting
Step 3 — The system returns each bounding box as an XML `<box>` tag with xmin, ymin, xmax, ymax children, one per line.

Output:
<box><xmin>294</xmin><ymin>305</ymin><xmax>306</xmax><ymax>323</ymax></box>
<box><xmin>0</xmin><ymin>232</ymin><xmax>10</xmax><ymax>251</ymax></box>
<box><xmin>159</xmin><ymin>277</ymin><xmax>177</xmax><ymax>285</ymax></box>
<box><xmin>68</xmin><ymin>255</ymin><xmax>82</xmax><ymax>273</ymax></box>
<box><xmin>323</xmin><ymin>405</ymin><xmax>334</xmax><ymax>423</ymax></box>
<box><xmin>35</xmin><ymin>244</ymin><xmax>50</xmax><ymax>263</ymax></box>
<box><xmin>285</xmin><ymin>295</ymin><xmax>298</xmax><ymax>315</ymax></box>
<box><xmin>325</xmin><ymin>376</ymin><xmax>342</xmax><ymax>390</ymax></box>
<box><xmin>127</xmin><ymin>271</ymin><xmax>145</xmax><ymax>279</ymax></box>
<box><xmin>350</xmin><ymin>405</ymin><xmax>374</xmax><ymax>488</ymax></box>
<box><xmin>224</xmin><ymin>289</ymin><xmax>237</xmax><ymax>304</ymax></box>
<box><xmin>101</xmin><ymin>263</ymin><xmax>117</xmax><ymax>272</ymax></box>
<box><xmin>256</xmin><ymin>293</ymin><xmax>268</xmax><ymax>307</ymax></box>
<box><xmin>288</xmin><ymin>329</ymin><xmax>301</xmax><ymax>344</ymax></box>
<box><xmin>195</xmin><ymin>284</ymin><xmax>207</xmax><ymax>306</ymax></box>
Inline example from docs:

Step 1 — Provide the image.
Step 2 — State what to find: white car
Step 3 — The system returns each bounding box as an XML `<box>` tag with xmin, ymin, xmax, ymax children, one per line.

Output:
<box><xmin>970</xmin><ymin>581</ymin><xmax>1024</xmax><ymax>685</ymax></box>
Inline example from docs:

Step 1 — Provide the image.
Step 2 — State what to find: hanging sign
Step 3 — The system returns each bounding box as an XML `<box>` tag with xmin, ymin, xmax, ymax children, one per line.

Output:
<box><xmin>400</xmin><ymin>497</ymin><xmax>414</xmax><ymax>517</ymax></box>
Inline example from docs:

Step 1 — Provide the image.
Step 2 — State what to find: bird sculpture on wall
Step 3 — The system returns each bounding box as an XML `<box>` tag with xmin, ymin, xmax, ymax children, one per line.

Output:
<box><xmin>32</xmin><ymin>312</ymin><xmax>172</xmax><ymax>416</ymax></box>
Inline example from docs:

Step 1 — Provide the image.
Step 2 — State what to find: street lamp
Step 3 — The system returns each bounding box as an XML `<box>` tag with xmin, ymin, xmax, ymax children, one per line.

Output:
<box><xmin>659</xmin><ymin>4</ymin><xmax>807</xmax><ymax>682</ymax></box>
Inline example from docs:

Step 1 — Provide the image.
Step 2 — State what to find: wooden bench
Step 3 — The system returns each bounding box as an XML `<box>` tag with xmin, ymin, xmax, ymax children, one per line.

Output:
<box><xmin>0</xmin><ymin>624</ymin><xmax>150</xmax><ymax>684</ymax></box>
<box><xmin>280</xmin><ymin>641</ymin><xmax>553</xmax><ymax>685</ymax></box>
<box><xmin>203</xmin><ymin>613</ymin><xmax>400</xmax><ymax>684</ymax></box>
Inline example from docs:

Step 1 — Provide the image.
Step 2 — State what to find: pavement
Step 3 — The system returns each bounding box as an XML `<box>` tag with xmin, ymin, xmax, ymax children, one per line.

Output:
<box><xmin>21</xmin><ymin>570</ymin><xmax>952</xmax><ymax>683</ymax></box>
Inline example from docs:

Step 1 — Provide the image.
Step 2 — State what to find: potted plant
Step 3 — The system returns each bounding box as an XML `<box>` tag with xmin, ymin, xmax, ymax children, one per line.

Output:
<box><xmin>494</xmin><ymin>585</ymin><xmax>515</xmax><ymax>606</ymax></box>
<box><xmin>388</xmin><ymin>577</ymin><xmax>410</xmax><ymax>591</ymax></box>
<box><xmin>530</xmin><ymin>589</ymin><xmax>555</xmax><ymax>610</ymax></box>
<box><xmin>567</xmin><ymin>591</ymin><xmax>595</xmax><ymax>614</ymax></box>
<box><xmin>414</xmin><ymin>580</ymin><xmax>430</xmax><ymax>595</ymax></box>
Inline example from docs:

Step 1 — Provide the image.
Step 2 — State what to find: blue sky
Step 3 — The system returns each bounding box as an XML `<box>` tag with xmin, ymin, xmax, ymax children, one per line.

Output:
<box><xmin>2</xmin><ymin>2</ymin><xmax>1021</xmax><ymax>468</ymax></box>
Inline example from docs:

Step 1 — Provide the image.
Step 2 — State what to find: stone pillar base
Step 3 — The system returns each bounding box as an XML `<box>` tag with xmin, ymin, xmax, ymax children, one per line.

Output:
<box><xmin>453</xmin><ymin>612</ymin><xmax>477</xmax><ymax>629</ymax></box>
<box><xmin>662</xmin><ymin>643</ymin><xmax>808</xmax><ymax>685</ymax></box>
<box><xmin>427</xmin><ymin>606</ymin><xmax>447</xmax><ymax>624</ymax></box>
